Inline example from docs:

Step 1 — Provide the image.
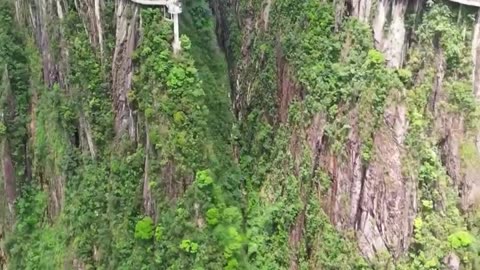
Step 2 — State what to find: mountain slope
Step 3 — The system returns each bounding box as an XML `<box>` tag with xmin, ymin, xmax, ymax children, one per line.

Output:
<box><xmin>0</xmin><ymin>0</ymin><xmax>480</xmax><ymax>269</ymax></box>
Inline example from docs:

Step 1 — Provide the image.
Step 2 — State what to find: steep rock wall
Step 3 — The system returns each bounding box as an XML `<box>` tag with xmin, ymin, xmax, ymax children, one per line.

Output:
<box><xmin>112</xmin><ymin>0</ymin><xmax>139</xmax><ymax>140</ymax></box>
<box><xmin>2</xmin><ymin>0</ymin><xmax>480</xmax><ymax>268</ymax></box>
<box><xmin>213</xmin><ymin>0</ymin><xmax>480</xmax><ymax>266</ymax></box>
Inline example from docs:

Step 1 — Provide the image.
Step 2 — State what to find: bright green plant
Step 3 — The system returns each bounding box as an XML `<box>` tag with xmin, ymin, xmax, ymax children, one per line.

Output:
<box><xmin>196</xmin><ymin>169</ymin><xmax>214</xmax><ymax>188</ymax></box>
<box><xmin>206</xmin><ymin>208</ymin><xmax>220</xmax><ymax>225</ymax></box>
<box><xmin>448</xmin><ymin>231</ymin><xmax>475</xmax><ymax>249</ymax></box>
<box><xmin>135</xmin><ymin>217</ymin><xmax>154</xmax><ymax>240</ymax></box>
<box><xmin>180</xmin><ymin>239</ymin><xmax>199</xmax><ymax>253</ymax></box>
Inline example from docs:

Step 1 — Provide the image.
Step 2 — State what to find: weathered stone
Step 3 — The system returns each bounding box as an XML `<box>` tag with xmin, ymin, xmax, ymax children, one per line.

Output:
<box><xmin>357</xmin><ymin>93</ymin><xmax>413</xmax><ymax>259</ymax></box>
<box><xmin>443</xmin><ymin>252</ymin><xmax>460</xmax><ymax>270</ymax></box>
<box><xmin>112</xmin><ymin>0</ymin><xmax>139</xmax><ymax>140</ymax></box>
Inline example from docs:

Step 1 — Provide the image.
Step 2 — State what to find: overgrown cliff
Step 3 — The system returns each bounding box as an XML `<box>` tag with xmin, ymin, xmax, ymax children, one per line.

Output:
<box><xmin>1</xmin><ymin>0</ymin><xmax>480</xmax><ymax>269</ymax></box>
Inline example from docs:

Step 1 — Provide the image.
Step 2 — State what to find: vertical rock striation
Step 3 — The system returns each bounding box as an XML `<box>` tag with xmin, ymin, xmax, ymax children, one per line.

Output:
<box><xmin>112</xmin><ymin>0</ymin><xmax>139</xmax><ymax>140</ymax></box>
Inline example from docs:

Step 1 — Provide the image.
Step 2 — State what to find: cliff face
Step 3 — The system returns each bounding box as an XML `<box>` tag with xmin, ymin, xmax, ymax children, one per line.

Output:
<box><xmin>1</xmin><ymin>0</ymin><xmax>480</xmax><ymax>269</ymax></box>
<box><xmin>213</xmin><ymin>0</ymin><xmax>480</xmax><ymax>268</ymax></box>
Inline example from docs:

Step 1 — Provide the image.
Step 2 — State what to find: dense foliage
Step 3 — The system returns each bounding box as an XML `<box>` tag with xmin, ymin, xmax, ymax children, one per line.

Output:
<box><xmin>1</xmin><ymin>0</ymin><xmax>480</xmax><ymax>269</ymax></box>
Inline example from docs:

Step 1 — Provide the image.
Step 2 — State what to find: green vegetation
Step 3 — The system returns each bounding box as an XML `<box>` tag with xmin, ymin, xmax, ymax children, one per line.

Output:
<box><xmin>2</xmin><ymin>0</ymin><xmax>480</xmax><ymax>269</ymax></box>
